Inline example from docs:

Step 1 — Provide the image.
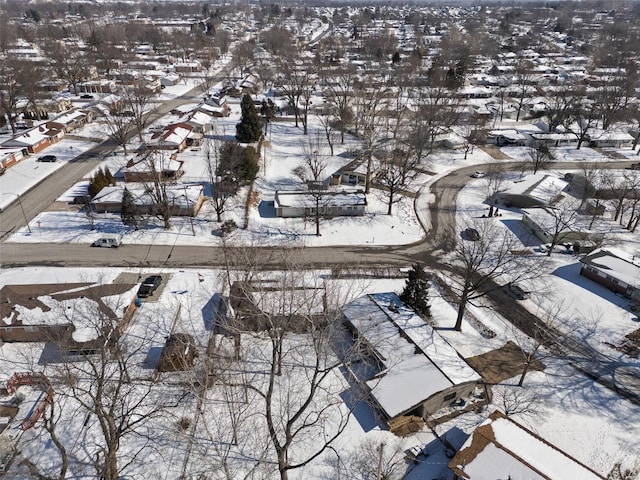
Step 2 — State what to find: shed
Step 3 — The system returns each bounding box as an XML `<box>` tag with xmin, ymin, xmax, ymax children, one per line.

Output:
<box><xmin>157</xmin><ymin>333</ymin><xmax>197</xmax><ymax>372</ymax></box>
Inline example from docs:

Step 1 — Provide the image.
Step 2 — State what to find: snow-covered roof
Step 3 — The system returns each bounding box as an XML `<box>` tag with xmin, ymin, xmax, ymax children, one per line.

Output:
<box><xmin>342</xmin><ymin>293</ymin><xmax>480</xmax><ymax>419</ymax></box>
<box><xmin>489</xmin><ymin>129</ymin><xmax>526</xmax><ymax>141</ymax></box>
<box><xmin>92</xmin><ymin>184</ymin><xmax>203</xmax><ymax>207</ymax></box>
<box><xmin>580</xmin><ymin>248</ymin><xmax>640</xmax><ymax>289</ymax></box>
<box><xmin>274</xmin><ymin>189</ymin><xmax>366</xmax><ymax>209</ymax></box>
<box><xmin>124</xmin><ymin>156</ymin><xmax>183</xmax><ymax>174</ymax></box>
<box><xmin>449</xmin><ymin>411</ymin><xmax>606</xmax><ymax>480</ymax></box>
<box><xmin>52</xmin><ymin>110</ymin><xmax>87</xmax><ymax>126</ymax></box>
<box><xmin>502</xmin><ymin>174</ymin><xmax>568</xmax><ymax>205</ymax></box>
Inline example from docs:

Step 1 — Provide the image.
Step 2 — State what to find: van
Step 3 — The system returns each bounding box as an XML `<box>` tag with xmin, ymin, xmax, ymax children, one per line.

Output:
<box><xmin>91</xmin><ymin>234</ymin><xmax>122</xmax><ymax>248</ymax></box>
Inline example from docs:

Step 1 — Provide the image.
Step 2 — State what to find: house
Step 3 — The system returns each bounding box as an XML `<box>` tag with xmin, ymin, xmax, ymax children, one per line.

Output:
<box><xmin>334</xmin><ymin>157</ymin><xmax>375</xmax><ymax>186</ymax></box>
<box><xmin>448</xmin><ymin>410</ymin><xmax>606</xmax><ymax>480</ymax></box>
<box><xmin>123</xmin><ymin>153</ymin><xmax>184</xmax><ymax>183</ymax></box>
<box><xmin>0</xmin><ymin>148</ymin><xmax>26</xmax><ymax>169</ymax></box>
<box><xmin>91</xmin><ymin>184</ymin><xmax>205</xmax><ymax>217</ymax></box>
<box><xmin>274</xmin><ymin>189</ymin><xmax>367</xmax><ymax>218</ymax></box>
<box><xmin>588</xmin><ymin>130</ymin><xmax>635</xmax><ymax>148</ymax></box>
<box><xmin>521</xmin><ymin>207</ymin><xmax>598</xmax><ymax>244</ymax></box>
<box><xmin>530</xmin><ymin>132</ymin><xmax>578</xmax><ymax>147</ymax></box>
<box><xmin>564</xmin><ymin>170</ymin><xmax>640</xmax><ymax>200</ymax></box>
<box><xmin>579</xmin><ymin>248</ymin><xmax>640</xmax><ymax>300</ymax></box>
<box><xmin>46</xmin><ymin>110</ymin><xmax>93</xmax><ymax>134</ymax></box>
<box><xmin>78</xmin><ymin>80</ymin><xmax>116</xmax><ymax>94</ymax></box>
<box><xmin>172</xmin><ymin>62</ymin><xmax>202</xmax><ymax>73</ymax></box>
<box><xmin>341</xmin><ymin>293</ymin><xmax>481</xmax><ymax>424</ymax></box>
<box><xmin>1</xmin><ymin>124</ymin><xmax>64</xmax><ymax>154</ymax></box>
<box><xmin>147</xmin><ymin>123</ymin><xmax>194</xmax><ymax>152</ymax></box>
<box><xmin>161</xmin><ymin>73</ymin><xmax>181</xmax><ymax>87</ymax></box>
<box><xmin>498</xmin><ymin>174</ymin><xmax>568</xmax><ymax>208</ymax></box>
<box><xmin>488</xmin><ymin>129</ymin><xmax>527</xmax><ymax>147</ymax></box>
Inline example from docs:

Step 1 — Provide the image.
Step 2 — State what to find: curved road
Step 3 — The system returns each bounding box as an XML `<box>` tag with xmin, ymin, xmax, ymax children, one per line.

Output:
<box><xmin>1</xmin><ymin>160</ymin><xmax>634</xmax><ymax>269</ymax></box>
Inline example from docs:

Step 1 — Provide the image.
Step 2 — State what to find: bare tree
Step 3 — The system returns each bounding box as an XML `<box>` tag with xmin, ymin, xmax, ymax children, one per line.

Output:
<box><xmin>408</xmin><ymin>85</ymin><xmax>461</xmax><ymax>164</ymax></box>
<box><xmin>46</xmin><ymin>43</ymin><xmax>90</xmax><ymax>96</ymax></box>
<box><xmin>460</xmin><ymin>120</ymin><xmax>487</xmax><ymax>161</ymax></box>
<box><xmin>354</xmin><ymin>78</ymin><xmax>391</xmax><ymax>194</ymax></box>
<box><xmin>513</xmin><ymin>302</ymin><xmax>598</xmax><ymax>386</ymax></box>
<box><xmin>542</xmin><ymin>200</ymin><xmax>583</xmax><ymax>256</ymax></box>
<box><xmin>545</xmin><ymin>86</ymin><xmax>579</xmax><ymax>133</ymax></box>
<box><xmin>225</xmin><ymin>256</ymin><xmax>368</xmax><ymax>480</ymax></box>
<box><xmin>102</xmin><ymin>99</ymin><xmax>136</xmax><ymax>157</ymax></box>
<box><xmin>376</xmin><ymin>142</ymin><xmax>418</xmax><ymax>216</ymax></box>
<box><xmin>322</xmin><ymin>65</ymin><xmax>357</xmax><ymax>145</ymax></box>
<box><xmin>330</xmin><ymin>437</ymin><xmax>406</xmax><ymax>480</ymax></box>
<box><xmin>204</xmin><ymin>137</ymin><xmax>234</xmax><ymax>223</ymax></box>
<box><xmin>483</xmin><ymin>164</ymin><xmax>507</xmax><ymax>218</ymax></box>
<box><xmin>450</xmin><ymin>221</ymin><xmax>545</xmax><ymax>331</ymax></box>
<box><xmin>512</xmin><ymin>59</ymin><xmax>536</xmax><ymax>122</ymax></box>
<box><xmin>564</xmin><ymin>95</ymin><xmax>599</xmax><ymax>150</ymax></box>
<box><xmin>0</xmin><ymin>55</ymin><xmax>32</xmax><ymax>134</ymax></box>
<box><xmin>277</xmin><ymin>57</ymin><xmax>316</xmax><ymax>135</ymax></box>
<box><xmin>123</xmin><ymin>85</ymin><xmax>154</xmax><ymax>143</ymax></box>
<box><xmin>39</xmin><ymin>295</ymin><xmax>182</xmax><ymax>480</ymax></box>
<box><xmin>525</xmin><ymin>143</ymin><xmax>553</xmax><ymax>174</ymax></box>
<box><xmin>292</xmin><ymin>139</ymin><xmax>329</xmax><ymax>237</ymax></box>
<box><xmin>40</xmin><ymin>399</ymin><xmax>69</xmax><ymax>480</ymax></box>
<box><xmin>492</xmin><ymin>384</ymin><xmax>540</xmax><ymax>418</ymax></box>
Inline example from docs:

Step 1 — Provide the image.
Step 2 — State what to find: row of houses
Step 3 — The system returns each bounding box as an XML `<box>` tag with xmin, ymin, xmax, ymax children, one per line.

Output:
<box><xmin>488</xmin><ymin>126</ymin><xmax>636</xmax><ymax>149</ymax></box>
<box><xmin>0</xmin><ymin>110</ymin><xmax>94</xmax><ymax>169</ymax></box>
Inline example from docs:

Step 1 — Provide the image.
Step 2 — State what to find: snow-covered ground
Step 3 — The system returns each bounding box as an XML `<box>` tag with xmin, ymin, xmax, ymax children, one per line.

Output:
<box><xmin>2</xmin><ymin>59</ymin><xmax>640</xmax><ymax>477</ymax></box>
<box><xmin>1</xmin><ymin>264</ymin><xmax>639</xmax><ymax>479</ymax></box>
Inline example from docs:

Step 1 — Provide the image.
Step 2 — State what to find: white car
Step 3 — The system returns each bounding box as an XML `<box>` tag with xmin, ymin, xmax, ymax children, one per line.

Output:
<box><xmin>471</xmin><ymin>171</ymin><xmax>486</xmax><ymax>178</ymax></box>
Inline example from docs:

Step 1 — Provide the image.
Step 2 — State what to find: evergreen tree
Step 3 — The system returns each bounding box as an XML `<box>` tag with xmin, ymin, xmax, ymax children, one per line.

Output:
<box><xmin>120</xmin><ymin>188</ymin><xmax>139</xmax><ymax>229</ymax></box>
<box><xmin>236</xmin><ymin>94</ymin><xmax>263</xmax><ymax>143</ymax></box>
<box><xmin>104</xmin><ymin>166</ymin><xmax>115</xmax><ymax>186</ymax></box>
<box><xmin>400</xmin><ymin>264</ymin><xmax>431</xmax><ymax>318</ymax></box>
<box><xmin>241</xmin><ymin>145</ymin><xmax>260</xmax><ymax>181</ymax></box>
<box><xmin>88</xmin><ymin>168</ymin><xmax>108</xmax><ymax>198</ymax></box>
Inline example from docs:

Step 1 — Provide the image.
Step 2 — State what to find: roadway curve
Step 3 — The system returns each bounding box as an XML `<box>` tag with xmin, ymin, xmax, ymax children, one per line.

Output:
<box><xmin>1</xmin><ymin>160</ymin><xmax>635</xmax><ymax>269</ymax></box>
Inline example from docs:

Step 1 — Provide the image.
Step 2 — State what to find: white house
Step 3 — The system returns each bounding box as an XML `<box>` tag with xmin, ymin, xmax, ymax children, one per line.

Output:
<box><xmin>449</xmin><ymin>410</ymin><xmax>606</xmax><ymax>480</ymax></box>
<box><xmin>342</xmin><ymin>293</ymin><xmax>481</xmax><ymax>423</ymax></box>
<box><xmin>274</xmin><ymin>189</ymin><xmax>367</xmax><ymax>218</ymax></box>
<box><xmin>498</xmin><ymin>174</ymin><xmax>568</xmax><ymax>208</ymax></box>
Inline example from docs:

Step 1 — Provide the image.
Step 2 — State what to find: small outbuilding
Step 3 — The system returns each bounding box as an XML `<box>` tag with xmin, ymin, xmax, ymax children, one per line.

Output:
<box><xmin>157</xmin><ymin>333</ymin><xmax>197</xmax><ymax>372</ymax></box>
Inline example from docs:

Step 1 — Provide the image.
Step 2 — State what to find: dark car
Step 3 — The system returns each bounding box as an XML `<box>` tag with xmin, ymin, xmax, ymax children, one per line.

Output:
<box><xmin>37</xmin><ymin>155</ymin><xmax>58</xmax><ymax>162</ymax></box>
<box><xmin>137</xmin><ymin>275</ymin><xmax>162</xmax><ymax>298</ymax></box>
<box><xmin>463</xmin><ymin>228</ymin><xmax>480</xmax><ymax>241</ymax></box>
<box><xmin>505</xmin><ymin>283</ymin><xmax>529</xmax><ymax>300</ymax></box>
<box><xmin>80</xmin><ymin>94</ymin><xmax>94</xmax><ymax>99</ymax></box>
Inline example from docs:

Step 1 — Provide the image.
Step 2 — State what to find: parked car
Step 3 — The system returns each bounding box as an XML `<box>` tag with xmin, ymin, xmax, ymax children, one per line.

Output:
<box><xmin>504</xmin><ymin>283</ymin><xmax>529</xmax><ymax>300</ymax></box>
<box><xmin>137</xmin><ymin>275</ymin><xmax>163</xmax><ymax>298</ymax></box>
<box><xmin>470</xmin><ymin>171</ymin><xmax>486</xmax><ymax>178</ymax></box>
<box><xmin>80</xmin><ymin>94</ymin><xmax>94</xmax><ymax>99</ymax></box>
<box><xmin>37</xmin><ymin>155</ymin><xmax>57</xmax><ymax>162</ymax></box>
<box><xmin>91</xmin><ymin>234</ymin><xmax>122</xmax><ymax>248</ymax></box>
<box><xmin>463</xmin><ymin>228</ymin><xmax>480</xmax><ymax>241</ymax></box>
